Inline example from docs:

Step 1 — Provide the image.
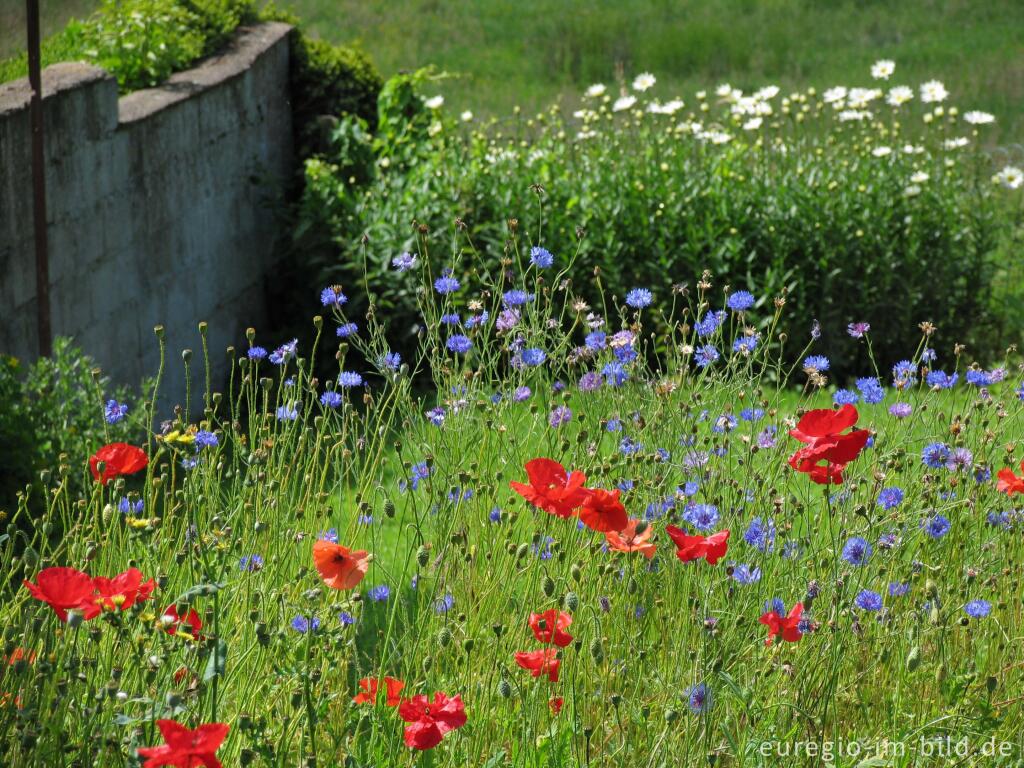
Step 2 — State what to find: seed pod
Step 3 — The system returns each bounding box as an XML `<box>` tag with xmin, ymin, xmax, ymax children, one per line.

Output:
<box><xmin>542</xmin><ymin>576</ymin><xmax>555</xmax><ymax>597</ymax></box>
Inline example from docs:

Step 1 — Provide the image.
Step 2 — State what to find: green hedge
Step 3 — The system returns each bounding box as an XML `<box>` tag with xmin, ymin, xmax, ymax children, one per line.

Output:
<box><xmin>290</xmin><ymin>70</ymin><xmax>1024</xmax><ymax>380</ymax></box>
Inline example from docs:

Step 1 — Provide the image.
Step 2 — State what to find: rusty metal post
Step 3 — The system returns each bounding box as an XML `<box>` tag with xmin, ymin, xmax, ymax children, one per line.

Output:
<box><xmin>27</xmin><ymin>0</ymin><xmax>52</xmax><ymax>357</ymax></box>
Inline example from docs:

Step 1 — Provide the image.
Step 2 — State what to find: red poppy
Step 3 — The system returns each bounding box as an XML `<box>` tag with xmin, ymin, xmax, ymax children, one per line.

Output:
<box><xmin>354</xmin><ymin>676</ymin><xmax>405</xmax><ymax>706</ymax></box>
<box><xmin>23</xmin><ymin>566</ymin><xmax>97</xmax><ymax>621</ymax></box>
<box><xmin>605</xmin><ymin>519</ymin><xmax>657</xmax><ymax>559</ymax></box>
<box><xmin>529</xmin><ymin>609</ymin><xmax>573</xmax><ymax>647</ymax></box>
<box><xmin>93</xmin><ymin>568</ymin><xmax>155</xmax><ymax>612</ymax></box>
<box><xmin>162</xmin><ymin>605</ymin><xmax>202</xmax><ymax>639</ymax></box>
<box><xmin>759</xmin><ymin>603</ymin><xmax>804</xmax><ymax>646</ymax></box>
<box><xmin>997</xmin><ymin>461</ymin><xmax>1024</xmax><ymax>496</ymax></box>
<box><xmin>514</xmin><ymin>648</ymin><xmax>560</xmax><ymax>682</ymax></box>
<box><xmin>137</xmin><ymin>719</ymin><xmax>229</xmax><ymax>768</ymax></box>
<box><xmin>664</xmin><ymin>527</ymin><xmax>730</xmax><ymax>565</ymax></box>
<box><xmin>787</xmin><ymin>405</ymin><xmax>869</xmax><ymax>484</ymax></box>
<box><xmin>509</xmin><ymin>458</ymin><xmax>588</xmax><ymax>518</ymax></box>
<box><xmin>548</xmin><ymin>697</ymin><xmax>564</xmax><ymax>715</ymax></box>
<box><xmin>578</xmin><ymin>488</ymin><xmax>629</xmax><ymax>533</ymax></box>
<box><xmin>312</xmin><ymin>540</ymin><xmax>371</xmax><ymax>590</ymax></box>
<box><xmin>397</xmin><ymin>692</ymin><xmax>467</xmax><ymax>750</ymax></box>
<box><xmin>89</xmin><ymin>443</ymin><xmax>149</xmax><ymax>485</ymax></box>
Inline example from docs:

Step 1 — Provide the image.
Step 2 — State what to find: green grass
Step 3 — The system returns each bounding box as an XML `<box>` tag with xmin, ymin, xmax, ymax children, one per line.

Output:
<box><xmin>8</xmin><ymin>0</ymin><xmax>1023</xmax><ymax>143</ymax></box>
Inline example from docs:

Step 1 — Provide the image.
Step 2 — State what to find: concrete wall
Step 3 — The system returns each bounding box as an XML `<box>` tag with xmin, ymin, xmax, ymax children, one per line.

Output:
<box><xmin>0</xmin><ymin>23</ymin><xmax>293</xmax><ymax>414</ymax></box>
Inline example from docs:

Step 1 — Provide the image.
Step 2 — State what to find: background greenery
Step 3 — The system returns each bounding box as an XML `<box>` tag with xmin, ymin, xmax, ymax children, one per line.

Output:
<box><xmin>5</xmin><ymin>0</ymin><xmax>1024</xmax><ymax>142</ymax></box>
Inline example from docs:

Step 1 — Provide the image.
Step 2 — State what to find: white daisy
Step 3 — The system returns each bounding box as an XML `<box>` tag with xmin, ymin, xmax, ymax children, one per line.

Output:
<box><xmin>742</xmin><ymin>117</ymin><xmax>763</xmax><ymax>131</ymax></box>
<box><xmin>871</xmin><ymin>59</ymin><xmax>895</xmax><ymax>80</ymax></box>
<box><xmin>886</xmin><ymin>86</ymin><xmax>913</xmax><ymax>106</ymax></box>
<box><xmin>632</xmin><ymin>72</ymin><xmax>656</xmax><ymax>92</ymax></box>
<box><xmin>964</xmin><ymin>110</ymin><xmax>995</xmax><ymax>125</ymax></box>
<box><xmin>919</xmin><ymin>80</ymin><xmax>948</xmax><ymax>103</ymax></box>
<box><xmin>585</xmin><ymin>83</ymin><xmax>607</xmax><ymax>98</ymax></box>
<box><xmin>424</xmin><ymin>95</ymin><xmax>444</xmax><ymax>110</ymax></box>
<box><xmin>994</xmin><ymin>165</ymin><xmax>1024</xmax><ymax>190</ymax></box>
<box><xmin>871</xmin><ymin>146</ymin><xmax>892</xmax><ymax>157</ymax></box>
<box><xmin>910</xmin><ymin>171</ymin><xmax>929</xmax><ymax>183</ymax></box>
<box><xmin>460</xmin><ymin>110</ymin><xmax>473</xmax><ymax>122</ymax></box>
<box><xmin>943</xmin><ymin>137</ymin><xmax>970</xmax><ymax>150</ymax></box>
<box><xmin>613</xmin><ymin>95</ymin><xmax>637</xmax><ymax>112</ymax></box>
<box><xmin>823</xmin><ymin>86</ymin><xmax>848</xmax><ymax>104</ymax></box>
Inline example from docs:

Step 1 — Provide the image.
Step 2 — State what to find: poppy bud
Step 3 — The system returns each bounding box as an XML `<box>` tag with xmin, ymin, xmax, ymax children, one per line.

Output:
<box><xmin>240</xmin><ymin>749</ymin><xmax>256</xmax><ymax>766</ymax></box>
<box><xmin>155</xmin><ymin>325</ymin><xmax>165</xmax><ymax>339</ymax></box>
<box><xmin>182</xmin><ymin>349</ymin><xmax>192</xmax><ymax>363</ymax></box>
<box><xmin>516</xmin><ymin>543</ymin><xmax>530</xmax><ymax>561</ymax></box>
<box><xmin>570</xmin><ymin>564</ymin><xmax>582</xmax><ymax>583</ymax></box>
<box><xmin>438</xmin><ymin>627</ymin><xmax>452</xmax><ymax>647</ymax></box>
<box><xmin>422</xmin><ymin>656</ymin><xmax>432</xmax><ymax>673</ymax></box>
<box><xmin>542</xmin><ymin>576</ymin><xmax>555</xmax><ymax>597</ymax></box>
<box><xmin>665</xmin><ymin>708</ymin><xmax>679</xmax><ymax>723</ymax></box>
<box><xmin>589</xmin><ymin>638</ymin><xmax>604</xmax><ymax>663</ymax></box>
<box><xmin>564</xmin><ymin>592</ymin><xmax>579</xmax><ymax>611</ymax></box>
<box><xmin>384</xmin><ymin>500</ymin><xmax>395</xmax><ymax>518</ymax></box>
<box><xmin>463</xmin><ymin>638</ymin><xmax>474</xmax><ymax>653</ymax></box>
<box><xmin>498</xmin><ymin>679</ymin><xmax>512</xmax><ymax>698</ymax></box>
<box><xmin>416</xmin><ymin>546</ymin><xmax>429</xmax><ymax>567</ymax></box>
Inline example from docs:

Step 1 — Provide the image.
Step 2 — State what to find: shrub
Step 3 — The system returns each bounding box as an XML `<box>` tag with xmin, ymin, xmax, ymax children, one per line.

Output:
<box><xmin>0</xmin><ymin>338</ymin><xmax>145</xmax><ymax>524</ymax></box>
<box><xmin>301</xmin><ymin>68</ymin><xmax>1021</xmax><ymax>380</ymax></box>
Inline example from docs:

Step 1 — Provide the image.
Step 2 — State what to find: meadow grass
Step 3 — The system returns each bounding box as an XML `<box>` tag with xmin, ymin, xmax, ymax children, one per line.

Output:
<box><xmin>4</xmin><ymin>223</ymin><xmax>1024</xmax><ymax>766</ymax></box>
<box><xmin>5</xmin><ymin>1</ymin><xmax>1024</xmax><ymax>143</ymax></box>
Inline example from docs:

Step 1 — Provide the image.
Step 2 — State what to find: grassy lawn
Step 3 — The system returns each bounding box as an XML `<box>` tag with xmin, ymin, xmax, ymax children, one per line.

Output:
<box><xmin>5</xmin><ymin>1</ymin><xmax>1024</xmax><ymax>142</ymax></box>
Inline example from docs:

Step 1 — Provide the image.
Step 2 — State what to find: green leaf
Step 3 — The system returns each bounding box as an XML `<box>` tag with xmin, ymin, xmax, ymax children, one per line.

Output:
<box><xmin>203</xmin><ymin>639</ymin><xmax>228</xmax><ymax>682</ymax></box>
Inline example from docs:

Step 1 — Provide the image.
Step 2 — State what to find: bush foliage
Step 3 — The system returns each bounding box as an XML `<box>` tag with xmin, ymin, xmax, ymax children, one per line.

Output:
<box><xmin>297</xmin><ymin>69</ymin><xmax>1021</xmax><ymax>380</ymax></box>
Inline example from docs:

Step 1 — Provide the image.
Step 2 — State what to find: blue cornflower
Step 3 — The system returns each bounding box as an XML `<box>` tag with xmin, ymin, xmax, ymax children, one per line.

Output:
<box><xmin>891</xmin><ymin>360</ymin><xmax>917</xmax><ymax>387</ymax></box>
<box><xmin>685</xmin><ymin>683</ymin><xmax>712</xmax><ymax>714</ymax></box>
<box><xmin>105</xmin><ymin>400</ymin><xmax>128</xmax><ymax>424</ymax></box>
<box><xmin>339</xmin><ymin>612</ymin><xmax>357</xmax><ymax>626</ymax></box>
<box><xmin>434</xmin><ymin>594</ymin><xmax>455</xmax><ymax>614</ymax></box>
<box><xmin>368</xmin><ymin>585</ymin><xmax>391</xmax><ymax>602</ymax></box>
<box><xmin>841</xmin><ymin>536</ymin><xmax>872</xmax><ymax>566</ymax></box>
<box><xmin>602</xmin><ymin>361</ymin><xmax>629</xmax><ymax>387</ymax></box>
<box><xmin>965</xmin><ymin>369</ymin><xmax>992</xmax><ymax>387</ymax></box>
<box><xmin>440</xmin><ymin>313</ymin><xmax>461</xmax><ymax>325</ymax></box>
<box><xmin>856</xmin><ymin>376</ymin><xmax>885</xmax><ymax>404</ymax></box>
<box><xmin>926</xmin><ymin>370</ymin><xmax>958</xmax><ymax>389</ymax></box>
<box><xmin>945</xmin><ymin>447</ymin><xmax>973</xmax><ymax>472</ymax></box>
<box><xmin>854</xmin><ymin>590</ymin><xmax>883</xmax><ymax>611</ymax></box>
<box><xmin>426</xmin><ymin>407</ymin><xmax>446</xmax><ymax>426</ymax></box>
<box><xmin>521</xmin><ymin>348</ymin><xmax>547</xmax><ymax>366</ymax></box>
<box><xmin>513</xmin><ymin>386</ymin><xmax>532</xmax><ymax>402</ymax></box>
<box><xmin>530</xmin><ymin>246</ymin><xmax>554</xmax><ymax>268</ymax></box>
<box><xmin>803</xmin><ymin>355</ymin><xmax>830</xmax><ymax>372</ymax></box>
<box><xmin>684</xmin><ymin>503</ymin><xmax>719</xmax><ymax>531</ymax></box>
<box><xmin>877</xmin><ymin>487</ymin><xmax>904</xmax><ymax>510</ymax></box>
<box><xmin>765</xmin><ymin>598</ymin><xmax>786</xmax><ymax>615</ymax></box>
<box><xmin>922</xmin><ymin>442</ymin><xmax>951</xmax><ymax>469</ymax></box>
<box><xmin>276</xmin><ymin>404</ymin><xmax>298</xmax><ymax>421</ymax></box>
<box><xmin>336</xmin><ymin>322</ymin><xmax>358</xmax><ymax>338</ymax></box>
<box><xmin>625</xmin><ymin>288</ymin><xmax>653</xmax><ymax>309</ymax></box>
<box><xmin>585</xmin><ymin>331</ymin><xmax>607</xmax><ymax>350</ymax></box>
<box><xmin>739</xmin><ymin>407</ymin><xmax>764</xmax><ymax>422</ymax></box>
<box><xmin>1018</xmin><ymin>382</ymin><xmax>1024</xmax><ymax>402</ymax></box>
<box><xmin>118</xmin><ymin>497</ymin><xmax>144</xmax><ymax>515</ymax></box>
<box><xmin>727</xmin><ymin>291</ymin><xmax>755</xmax><ymax>311</ymax></box>
<box><xmin>743</xmin><ymin>517</ymin><xmax>776</xmax><ymax>552</ymax></box>
<box><xmin>711</xmin><ymin>414</ymin><xmax>737</xmax><ymax>433</ymax></box>
<box><xmin>338</xmin><ymin>371</ymin><xmax>363</xmax><ymax>388</ymax></box>
<box><xmin>578</xmin><ymin>371</ymin><xmax>602</xmax><ymax>391</ymax></box>
<box><xmin>446</xmin><ymin>335</ymin><xmax>472</xmax><ymax>354</ymax></box>
<box><xmin>379</xmin><ymin>352</ymin><xmax>401</xmax><ymax>371</ymax></box>
<box><xmin>489</xmin><ymin>507</ymin><xmax>502</xmax><ymax>523</ymax></box>
<box><xmin>733</xmin><ymin>336</ymin><xmax>758</xmax><ymax>354</ymax></box>
<box><xmin>502</xmin><ymin>289</ymin><xmax>534</xmax><ymax>307</ymax></box>
<box><xmin>434</xmin><ymin>273</ymin><xmax>461</xmax><ymax>294</ymax></box>
<box><xmin>247</xmin><ymin>345</ymin><xmax>267</xmax><ymax>361</ymax></box>
<box><xmin>731</xmin><ymin>564</ymin><xmax>762</xmax><ymax>584</ymax></box>
<box><xmin>239</xmin><ymin>554</ymin><xmax>264</xmax><ymax>572</ymax></box>
<box><xmin>320</xmin><ymin>286</ymin><xmax>347</xmax><ymax>307</ymax></box>
<box><xmin>695</xmin><ymin>311</ymin><xmax>725</xmax><ymax>337</ymax></box>
<box><xmin>606</xmin><ymin>418</ymin><xmax>622</xmax><ymax>432</ymax></box>
<box><xmin>269</xmin><ymin>339</ymin><xmax>298</xmax><ymax>365</ymax></box>
<box><xmin>549</xmin><ymin>406</ymin><xmax>572</xmax><ymax>428</ymax></box>
<box><xmin>532</xmin><ymin>536</ymin><xmax>555</xmax><ymax>560</ymax></box>
<box><xmin>847</xmin><ymin>322</ymin><xmax>871</xmax><ymax>338</ymax></box>
<box><xmin>694</xmin><ymin>345</ymin><xmax>719</xmax><ymax>368</ymax></box>
<box><xmin>889</xmin><ymin>582</ymin><xmax>910</xmax><ymax>597</ymax></box>
<box><xmin>833</xmin><ymin>389</ymin><xmax>859</xmax><ymax>406</ymax></box>
<box><xmin>889</xmin><ymin>402</ymin><xmax>912</xmax><ymax>418</ymax></box>
<box><xmin>318</xmin><ymin>528</ymin><xmax>338</xmax><ymax>543</ymax></box>
<box><xmin>194</xmin><ymin>430</ymin><xmax>218</xmax><ymax>449</ymax></box>
<box><xmin>923</xmin><ymin>514</ymin><xmax>951</xmax><ymax>539</ymax></box>
<box><xmin>290</xmin><ymin>615</ymin><xmax>320</xmax><ymax>633</ymax></box>
<box><xmin>619</xmin><ymin>437</ymin><xmax>642</xmax><ymax>456</ymax></box>
<box><xmin>392</xmin><ymin>252</ymin><xmax>417</xmax><ymax>271</ymax></box>
<box><xmin>964</xmin><ymin>599</ymin><xmax>991</xmax><ymax>618</ymax></box>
